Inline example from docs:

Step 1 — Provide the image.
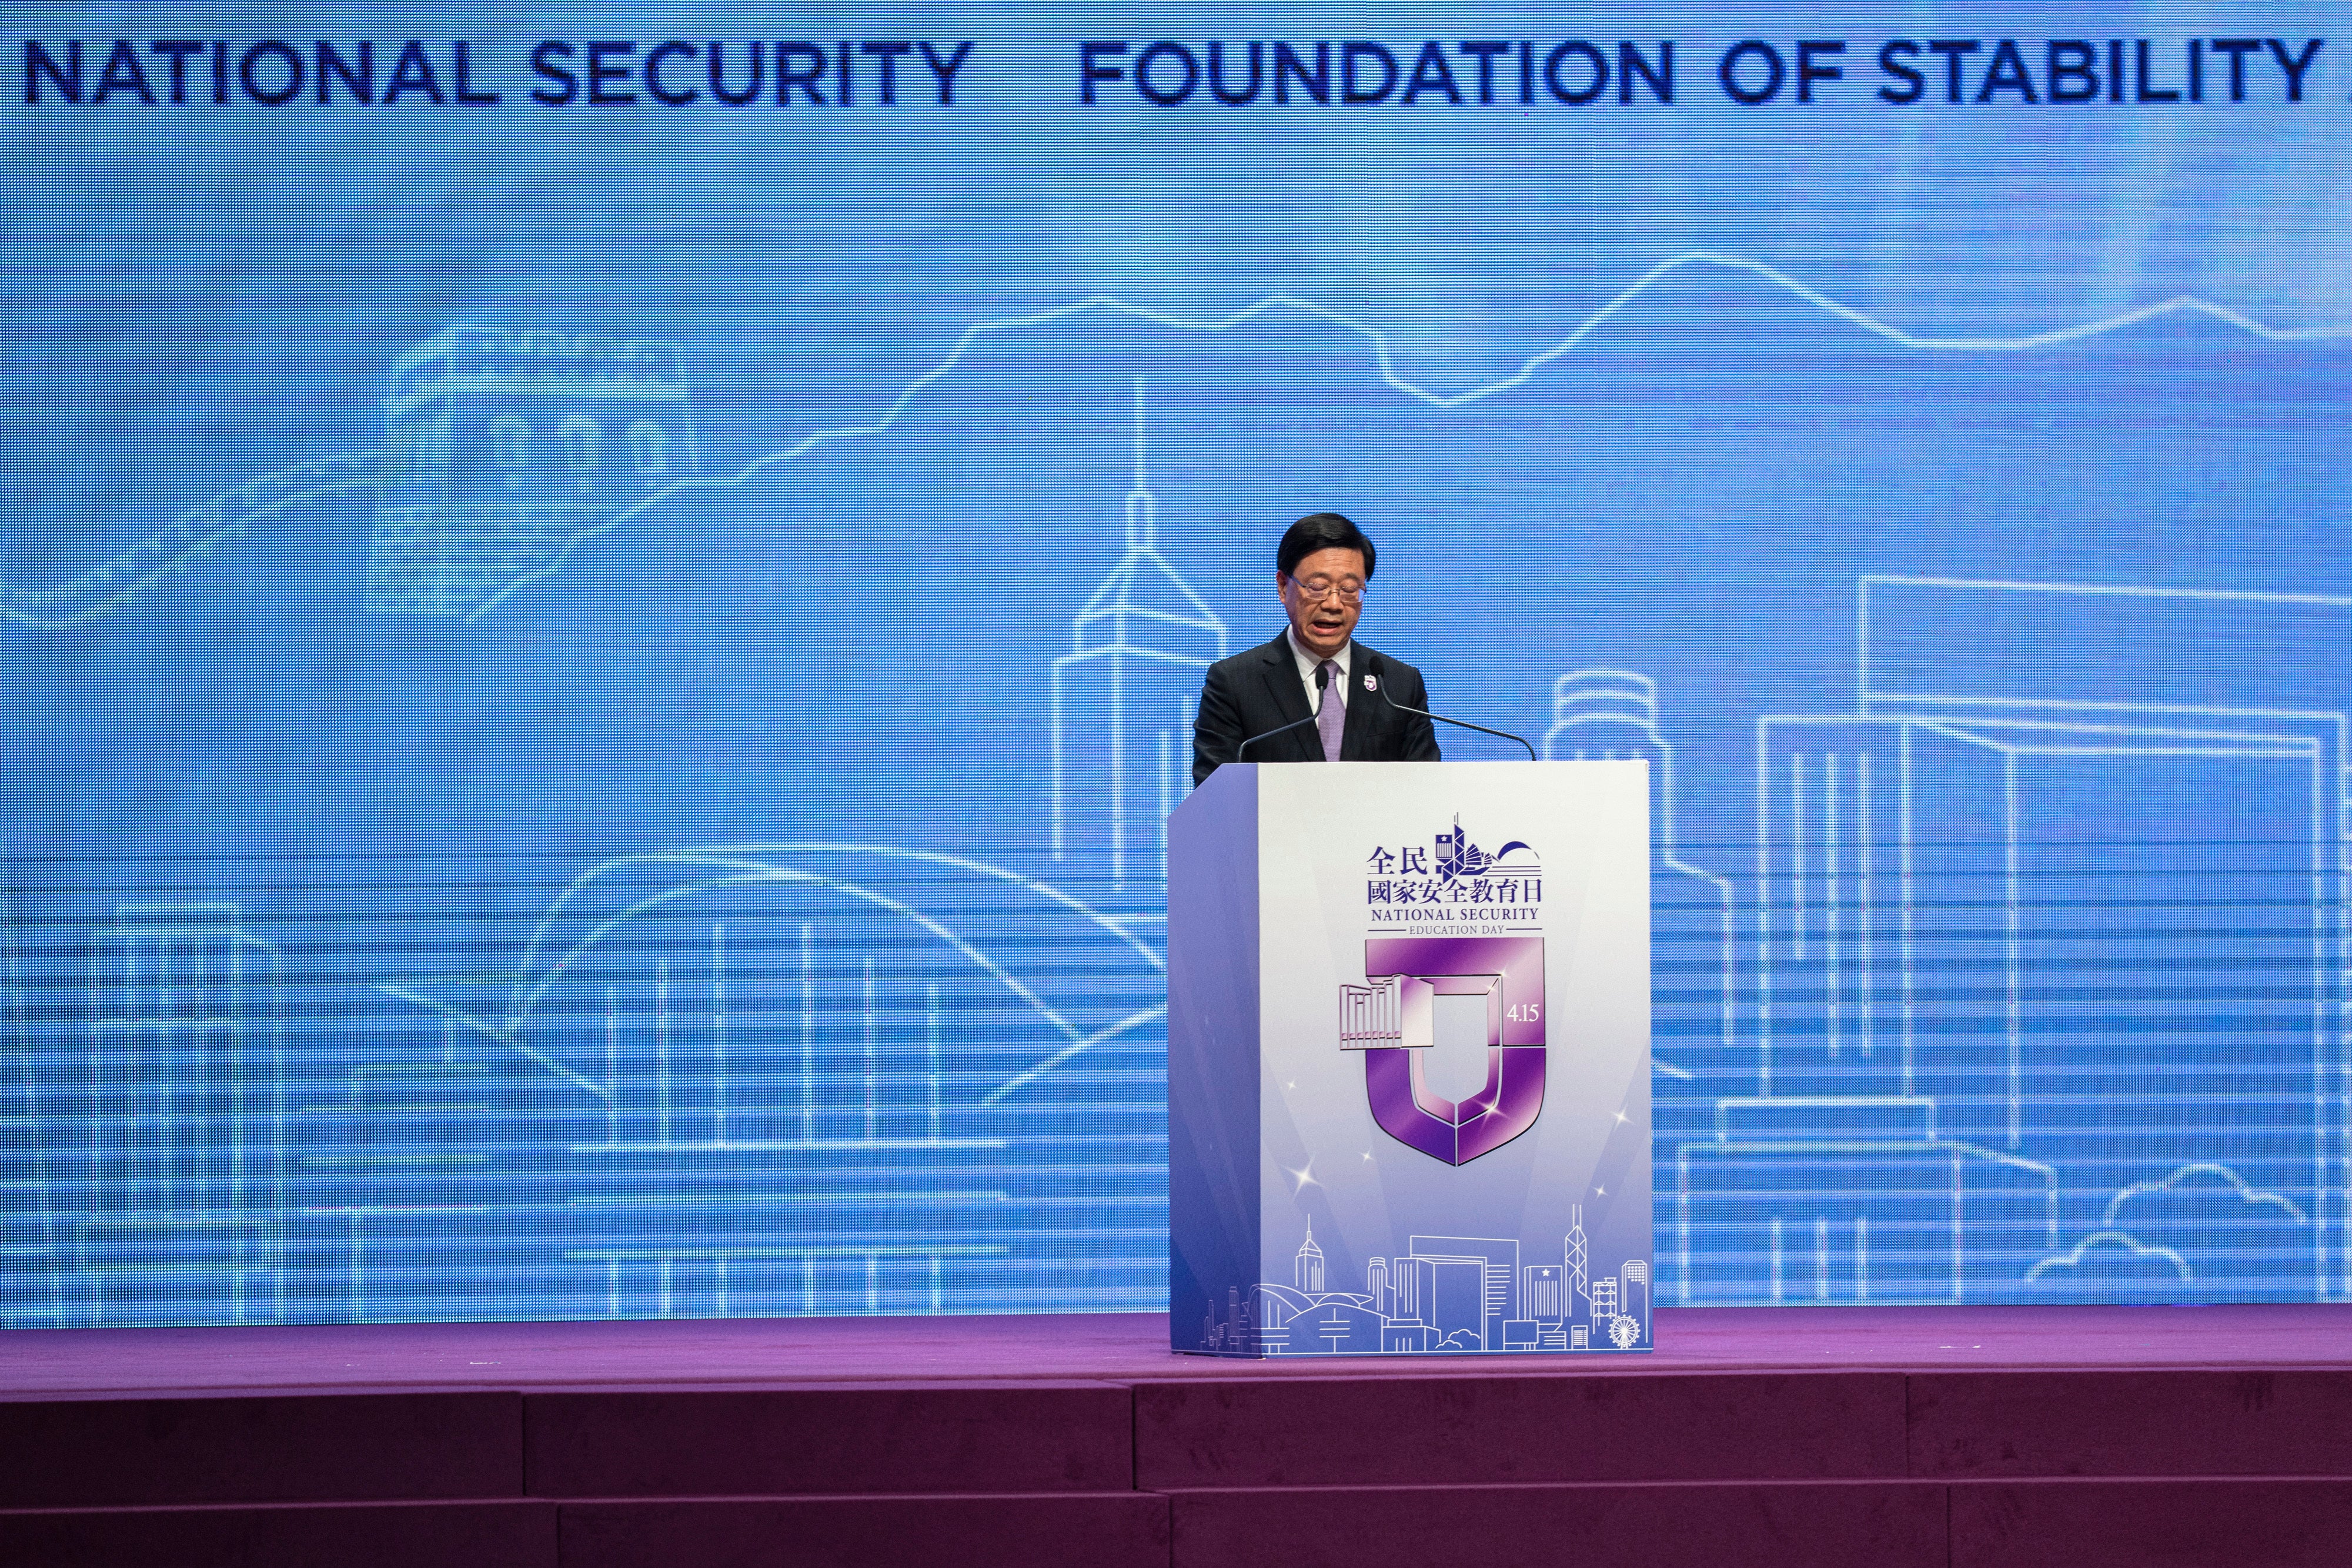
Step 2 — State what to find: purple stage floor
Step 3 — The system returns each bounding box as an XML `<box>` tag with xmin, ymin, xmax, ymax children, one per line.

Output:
<box><xmin>6</xmin><ymin>1306</ymin><xmax>2352</xmax><ymax>1567</ymax></box>
<box><xmin>5</xmin><ymin>1303</ymin><xmax>2350</xmax><ymax>1398</ymax></box>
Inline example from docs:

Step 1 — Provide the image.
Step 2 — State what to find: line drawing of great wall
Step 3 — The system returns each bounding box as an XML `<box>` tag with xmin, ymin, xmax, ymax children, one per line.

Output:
<box><xmin>1</xmin><ymin>456</ymin><xmax>378</xmax><ymax>630</ymax></box>
<box><xmin>6</xmin><ymin>249</ymin><xmax>2350</xmax><ymax>630</ymax></box>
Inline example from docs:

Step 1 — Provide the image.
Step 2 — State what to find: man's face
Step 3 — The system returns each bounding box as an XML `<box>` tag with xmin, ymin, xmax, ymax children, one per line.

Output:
<box><xmin>1279</xmin><ymin>546</ymin><xmax>1368</xmax><ymax>661</ymax></box>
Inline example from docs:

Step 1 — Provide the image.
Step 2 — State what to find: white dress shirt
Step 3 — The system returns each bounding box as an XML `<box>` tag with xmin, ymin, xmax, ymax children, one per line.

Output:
<box><xmin>1285</xmin><ymin>628</ymin><xmax>1352</xmax><ymax>718</ymax></box>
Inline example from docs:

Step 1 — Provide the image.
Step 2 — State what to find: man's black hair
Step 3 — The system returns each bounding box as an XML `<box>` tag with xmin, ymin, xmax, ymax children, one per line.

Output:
<box><xmin>1277</xmin><ymin>512</ymin><xmax>1377</xmax><ymax>581</ymax></box>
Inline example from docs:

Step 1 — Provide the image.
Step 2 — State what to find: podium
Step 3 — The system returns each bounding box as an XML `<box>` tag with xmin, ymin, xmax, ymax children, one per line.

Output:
<box><xmin>1168</xmin><ymin>760</ymin><xmax>1651</xmax><ymax>1356</ymax></box>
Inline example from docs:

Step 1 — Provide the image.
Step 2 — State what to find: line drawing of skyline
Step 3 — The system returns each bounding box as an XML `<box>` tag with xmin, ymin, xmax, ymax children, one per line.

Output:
<box><xmin>1859</xmin><ymin>575</ymin><xmax>2346</xmax><ymax>1303</ymax></box>
<box><xmin>1201</xmin><ymin>1219</ymin><xmax>1649</xmax><ymax>1355</ymax></box>
<box><xmin>9</xmin><ymin>587</ymin><xmax>2340</xmax><ymax>1318</ymax></box>
<box><xmin>9</xmin><ymin>248</ymin><xmax>2351</xmax><ymax>628</ymax></box>
<box><xmin>363</xmin><ymin>840</ymin><xmax>1162</xmax><ymax>1321</ymax></box>
<box><xmin>3</xmin><ymin>834</ymin><xmax>1174</xmax><ymax>1323</ymax></box>
<box><xmin>1669</xmin><ymin>575</ymin><xmax>2348</xmax><ymax>1306</ymax></box>
<box><xmin>2</xmin><ymin>254</ymin><xmax>2344</xmax><ymax>1323</ymax></box>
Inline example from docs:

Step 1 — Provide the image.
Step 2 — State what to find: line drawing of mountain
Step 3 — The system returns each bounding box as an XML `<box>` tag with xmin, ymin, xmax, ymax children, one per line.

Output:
<box><xmin>6</xmin><ymin>250</ymin><xmax>2347</xmax><ymax>630</ymax></box>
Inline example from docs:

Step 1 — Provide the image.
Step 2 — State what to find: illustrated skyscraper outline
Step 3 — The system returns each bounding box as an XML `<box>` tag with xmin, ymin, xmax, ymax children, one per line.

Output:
<box><xmin>0</xmin><ymin>881</ymin><xmax>62</xmax><ymax>1326</ymax></box>
<box><xmin>1683</xmin><ymin>577</ymin><xmax>2350</xmax><ymax>1305</ymax></box>
<box><xmin>80</xmin><ymin>902</ymin><xmax>286</xmax><ymax>1325</ymax></box>
<box><xmin>1542</xmin><ymin>670</ymin><xmax>1735</xmax><ymax>1305</ymax></box>
<box><xmin>1050</xmin><ymin>380</ymin><xmax>1228</xmax><ymax>897</ymax></box>
<box><xmin>1860</xmin><ymin>577</ymin><xmax>2347</xmax><ymax>1301</ymax></box>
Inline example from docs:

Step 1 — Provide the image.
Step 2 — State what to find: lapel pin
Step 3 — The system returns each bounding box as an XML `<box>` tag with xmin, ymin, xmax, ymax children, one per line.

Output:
<box><xmin>1364</xmin><ymin>674</ymin><xmax>1378</xmax><ymax>692</ymax></box>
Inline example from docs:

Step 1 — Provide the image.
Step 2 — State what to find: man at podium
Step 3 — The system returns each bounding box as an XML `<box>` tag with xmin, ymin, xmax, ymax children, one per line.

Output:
<box><xmin>1191</xmin><ymin>512</ymin><xmax>1442</xmax><ymax>784</ymax></box>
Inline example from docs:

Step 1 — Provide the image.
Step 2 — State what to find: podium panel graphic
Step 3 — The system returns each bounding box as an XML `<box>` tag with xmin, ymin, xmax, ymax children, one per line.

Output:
<box><xmin>1168</xmin><ymin>761</ymin><xmax>1651</xmax><ymax>1356</ymax></box>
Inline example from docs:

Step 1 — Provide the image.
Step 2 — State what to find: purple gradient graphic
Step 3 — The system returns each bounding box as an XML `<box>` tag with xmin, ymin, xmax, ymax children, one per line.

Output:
<box><xmin>1361</xmin><ymin>937</ymin><xmax>1546</xmax><ymax>1166</ymax></box>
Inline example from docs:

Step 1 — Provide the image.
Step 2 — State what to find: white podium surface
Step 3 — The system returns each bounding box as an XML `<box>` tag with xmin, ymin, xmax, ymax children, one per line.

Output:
<box><xmin>1168</xmin><ymin>760</ymin><xmax>1651</xmax><ymax>1356</ymax></box>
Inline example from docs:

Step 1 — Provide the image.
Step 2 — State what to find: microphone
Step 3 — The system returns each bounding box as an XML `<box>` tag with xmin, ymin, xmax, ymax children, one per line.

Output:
<box><xmin>1370</xmin><ymin>660</ymin><xmax>1538</xmax><ymax>760</ymax></box>
<box><xmin>1238</xmin><ymin>663</ymin><xmax>1329</xmax><ymax>761</ymax></box>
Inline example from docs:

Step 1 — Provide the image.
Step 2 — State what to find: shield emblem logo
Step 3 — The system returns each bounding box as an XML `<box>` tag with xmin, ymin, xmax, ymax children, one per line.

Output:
<box><xmin>1339</xmin><ymin>935</ymin><xmax>1546</xmax><ymax>1165</ymax></box>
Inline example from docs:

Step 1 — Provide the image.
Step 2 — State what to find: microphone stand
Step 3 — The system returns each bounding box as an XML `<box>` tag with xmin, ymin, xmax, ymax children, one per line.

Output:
<box><xmin>1375</xmin><ymin>681</ymin><xmax>1538</xmax><ymax>760</ymax></box>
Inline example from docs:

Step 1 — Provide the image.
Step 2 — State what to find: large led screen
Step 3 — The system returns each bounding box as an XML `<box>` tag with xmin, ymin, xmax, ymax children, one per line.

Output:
<box><xmin>3</xmin><ymin>5</ymin><xmax>2346</xmax><ymax>1326</ymax></box>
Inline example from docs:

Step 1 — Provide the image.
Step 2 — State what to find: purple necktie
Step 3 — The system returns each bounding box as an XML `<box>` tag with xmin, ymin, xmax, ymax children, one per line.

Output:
<box><xmin>1317</xmin><ymin>660</ymin><xmax>1344</xmax><ymax>761</ymax></box>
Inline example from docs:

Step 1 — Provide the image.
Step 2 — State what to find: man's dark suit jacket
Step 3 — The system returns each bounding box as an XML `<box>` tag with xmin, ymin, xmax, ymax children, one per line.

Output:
<box><xmin>1191</xmin><ymin>632</ymin><xmax>1442</xmax><ymax>786</ymax></box>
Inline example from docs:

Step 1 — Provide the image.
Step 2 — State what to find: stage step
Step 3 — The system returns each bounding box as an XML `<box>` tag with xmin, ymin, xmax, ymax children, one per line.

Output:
<box><xmin>4</xmin><ymin>1320</ymin><xmax>2350</xmax><ymax>1566</ymax></box>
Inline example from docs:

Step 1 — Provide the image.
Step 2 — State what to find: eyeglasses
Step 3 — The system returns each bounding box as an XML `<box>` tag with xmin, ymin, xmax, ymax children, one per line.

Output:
<box><xmin>1287</xmin><ymin>574</ymin><xmax>1367</xmax><ymax>604</ymax></box>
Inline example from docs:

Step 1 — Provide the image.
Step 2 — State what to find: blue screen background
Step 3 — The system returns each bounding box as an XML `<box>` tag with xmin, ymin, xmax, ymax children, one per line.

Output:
<box><xmin>3</xmin><ymin>5</ymin><xmax>2346</xmax><ymax>1326</ymax></box>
